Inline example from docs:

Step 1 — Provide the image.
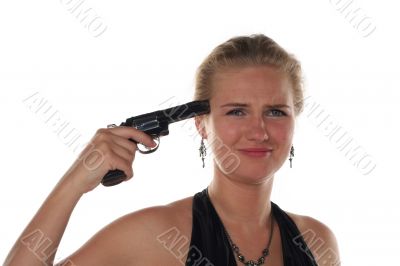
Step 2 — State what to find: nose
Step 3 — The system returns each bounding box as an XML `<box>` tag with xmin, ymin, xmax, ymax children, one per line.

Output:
<box><xmin>245</xmin><ymin>116</ymin><xmax>269</xmax><ymax>143</ymax></box>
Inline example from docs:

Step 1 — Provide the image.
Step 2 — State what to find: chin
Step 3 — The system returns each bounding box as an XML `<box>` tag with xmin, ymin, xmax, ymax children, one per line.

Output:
<box><xmin>234</xmin><ymin>173</ymin><xmax>274</xmax><ymax>185</ymax></box>
<box><xmin>230</xmin><ymin>165</ymin><xmax>275</xmax><ymax>184</ymax></box>
<box><xmin>214</xmin><ymin>154</ymin><xmax>281</xmax><ymax>180</ymax></box>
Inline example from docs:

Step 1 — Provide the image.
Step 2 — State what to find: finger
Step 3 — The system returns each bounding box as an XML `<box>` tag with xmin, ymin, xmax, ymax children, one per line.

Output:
<box><xmin>82</xmin><ymin>139</ymin><xmax>133</xmax><ymax>177</ymax></box>
<box><xmin>106</xmin><ymin>148</ymin><xmax>134</xmax><ymax>179</ymax></box>
<box><xmin>110</xmin><ymin>134</ymin><xmax>138</xmax><ymax>154</ymax></box>
<box><xmin>107</xmin><ymin>126</ymin><xmax>157</xmax><ymax>148</ymax></box>
<box><xmin>109</xmin><ymin>139</ymin><xmax>136</xmax><ymax>164</ymax></box>
<box><xmin>124</xmin><ymin>171</ymin><xmax>134</xmax><ymax>182</ymax></box>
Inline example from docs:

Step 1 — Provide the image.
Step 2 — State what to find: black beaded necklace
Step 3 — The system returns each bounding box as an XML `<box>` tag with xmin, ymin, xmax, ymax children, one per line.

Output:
<box><xmin>222</xmin><ymin>211</ymin><xmax>275</xmax><ymax>266</ymax></box>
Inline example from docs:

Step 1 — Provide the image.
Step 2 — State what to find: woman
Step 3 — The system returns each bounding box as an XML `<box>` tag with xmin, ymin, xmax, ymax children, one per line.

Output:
<box><xmin>5</xmin><ymin>34</ymin><xmax>340</xmax><ymax>266</ymax></box>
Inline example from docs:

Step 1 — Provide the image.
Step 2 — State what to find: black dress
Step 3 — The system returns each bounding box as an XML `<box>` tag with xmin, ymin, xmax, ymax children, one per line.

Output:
<box><xmin>185</xmin><ymin>188</ymin><xmax>317</xmax><ymax>266</ymax></box>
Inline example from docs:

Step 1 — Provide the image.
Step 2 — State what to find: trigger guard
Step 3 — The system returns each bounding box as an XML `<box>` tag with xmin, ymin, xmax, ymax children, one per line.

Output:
<box><xmin>137</xmin><ymin>136</ymin><xmax>160</xmax><ymax>154</ymax></box>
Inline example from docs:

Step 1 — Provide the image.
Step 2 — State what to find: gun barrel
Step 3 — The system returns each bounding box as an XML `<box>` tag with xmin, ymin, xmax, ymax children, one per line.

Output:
<box><xmin>124</xmin><ymin>100</ymin><xmax>210</xmax><ymax>128</ymax></box>
<box><xmin>159</xmin><ymin>100</ymin><xmax>210</xmax><ymax>123</ymax></box>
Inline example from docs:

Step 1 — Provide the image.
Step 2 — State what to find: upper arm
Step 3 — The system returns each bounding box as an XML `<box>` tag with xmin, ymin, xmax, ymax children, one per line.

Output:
<box><xmin>294</xmin><ymin>215</ymin><xmax>341</xmax><ymax>266</ymax></box>
<box><xmin>55</xmin><ymin>207</ymin><xmax>168</xmax><ymax>266</ymax></box>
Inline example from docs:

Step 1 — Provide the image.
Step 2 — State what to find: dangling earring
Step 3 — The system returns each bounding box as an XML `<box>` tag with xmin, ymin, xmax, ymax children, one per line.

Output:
<box><xmin>199</xmin><ymin>138</ymin><xmax>207</xmax><ymax>168</ymax></box>
<box><xmin>289</xmin><ymin>145</ymin><xmax>294</xmax><ymax>168</ymax></box>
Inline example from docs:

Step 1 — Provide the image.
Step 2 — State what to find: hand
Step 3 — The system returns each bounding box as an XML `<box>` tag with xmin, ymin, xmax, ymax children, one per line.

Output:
<box><xmin>62</xmin><ymin>126</ymin><xmax>157</xmax><ymax>194</ymax></box>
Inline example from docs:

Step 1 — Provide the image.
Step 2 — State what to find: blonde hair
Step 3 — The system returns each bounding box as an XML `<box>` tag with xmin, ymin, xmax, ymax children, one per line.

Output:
<box><xmin>194</xmin><ymin>34</ymin><xmax>304</xmax><ymax>116</ymax></box>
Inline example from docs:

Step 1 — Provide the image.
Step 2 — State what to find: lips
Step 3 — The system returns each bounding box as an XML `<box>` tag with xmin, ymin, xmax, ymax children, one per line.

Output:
<box><xmin>238</xmin><ymin>148</ymin><xmax>273</xmax><ymax>158</ymax></box>
<box><xmin>239</xmin><ymin>148</ymin><xmax>272</xmax><ymax>152</ymax></box>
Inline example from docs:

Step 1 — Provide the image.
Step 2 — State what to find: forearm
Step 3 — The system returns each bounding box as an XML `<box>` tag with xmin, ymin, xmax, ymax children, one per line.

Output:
<box><xmin>4</xmin><ymin>176</ymin><xmax>84</xmax><ymax>266</ymax></box>
<box><xmin>4</xmin><ymin>126</ymin><xmax>149</xmax><ymax>265</ymax></box>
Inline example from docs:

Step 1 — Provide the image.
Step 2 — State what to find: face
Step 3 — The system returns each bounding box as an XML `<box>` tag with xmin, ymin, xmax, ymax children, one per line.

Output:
<box><xmin>196</xmin><ymin>65</ymin><xmax>295</xmax><ymax>184</ymax></box>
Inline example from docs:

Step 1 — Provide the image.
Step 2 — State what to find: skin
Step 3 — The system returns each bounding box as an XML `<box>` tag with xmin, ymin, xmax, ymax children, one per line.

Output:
<box><xmin>4</xmin><ymin>66</ymin><xmax>340</xmax><ymax>266</ymax></box>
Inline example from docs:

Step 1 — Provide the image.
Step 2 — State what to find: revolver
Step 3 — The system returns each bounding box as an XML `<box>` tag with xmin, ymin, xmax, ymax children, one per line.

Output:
<box><xmin>102</xmin><ymin>100</ymin><xmax>210</xmax><ymax>186</ymax></box>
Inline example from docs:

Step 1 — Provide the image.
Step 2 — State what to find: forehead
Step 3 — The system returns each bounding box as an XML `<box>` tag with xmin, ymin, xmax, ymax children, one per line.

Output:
<box><xmin>211</xmin><ymin>66</ymin><xmax>292</xmax><ymax>103</ymax></box>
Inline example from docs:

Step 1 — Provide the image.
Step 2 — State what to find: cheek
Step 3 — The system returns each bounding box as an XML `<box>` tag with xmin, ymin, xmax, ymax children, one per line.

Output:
<box><xmin>210</xmin><ymin>117</ymin><xmax>242</xmax><ymax>144</ymax></box>
<box><xmin>205</xmin><ymin>117</ymin><xmax>241</xmax><ymax>163</ymax></box>
<box><xmin>269</xmin><ymin>123</ymin><xmax>293</xmax><ymax>141</ymax></box>
<box><xmin>266</xmin><ymin>121</ymin><xmax>294</xmax><ymax>156</ymax></box>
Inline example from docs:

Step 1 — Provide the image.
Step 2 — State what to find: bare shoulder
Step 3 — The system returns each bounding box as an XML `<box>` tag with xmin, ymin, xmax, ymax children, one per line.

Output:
<box><xmin>286</xmin><ymin>211</ymin><xmax>341</xmax><ymax>266</ymax></box>
<box><xmin>58</xmin><ymin>196</ymin><xmax>194</xmax><ymax>266</ymax></box>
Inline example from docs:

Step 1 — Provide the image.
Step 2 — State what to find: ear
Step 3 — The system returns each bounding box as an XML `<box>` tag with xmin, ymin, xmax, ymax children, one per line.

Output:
<box><xmin>195</xmin><ymin>115</ymin><xmax>208</xmax><ymax>139</ymax></box>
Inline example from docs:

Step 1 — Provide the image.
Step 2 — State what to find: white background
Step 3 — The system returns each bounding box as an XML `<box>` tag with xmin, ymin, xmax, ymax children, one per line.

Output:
<box><xmin>1</xmin><ymin>0</ymin><xmax>399</xmax><ymax>265</ymax></box>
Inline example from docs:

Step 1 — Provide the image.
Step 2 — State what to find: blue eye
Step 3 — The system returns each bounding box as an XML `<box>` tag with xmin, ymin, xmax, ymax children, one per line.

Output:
<box><xmin>226</xmin><ymin>109</ymin><xmax>245</xmax><ymax>116</ymax></box>
<box><xmin>226</xmin><ymin>108</ymin><xmax>287</xmax><ymax>117</ymax></box>
<box><xmin>268</xmin><ymin>109</ymin><xmax>286</xmax><ymax>116</ymax></box>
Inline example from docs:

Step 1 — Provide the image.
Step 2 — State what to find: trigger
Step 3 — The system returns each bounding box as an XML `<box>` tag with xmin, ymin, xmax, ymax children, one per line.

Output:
<box><xmin>137</xmin><ymin>136</ymin><xmax>160</xmax><ymax>154</ymax></box>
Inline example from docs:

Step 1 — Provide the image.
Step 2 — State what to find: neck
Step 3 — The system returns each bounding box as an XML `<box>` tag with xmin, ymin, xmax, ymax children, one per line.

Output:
<box><xmin>207</xmin><ymin>166</ymin><xmax>274</xmax><ymax>229</ymax></box>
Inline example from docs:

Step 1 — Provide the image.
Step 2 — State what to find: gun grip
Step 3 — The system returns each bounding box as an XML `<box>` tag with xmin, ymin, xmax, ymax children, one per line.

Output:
<box><xmin>100</xmin><ymin>138</ymin><xmax>137</xmax><ymax>187</ymax></box>
<box><xmin>101</xmin><ymin>169</ymin><xmax>127</xmax><ymax>186</ymax></box>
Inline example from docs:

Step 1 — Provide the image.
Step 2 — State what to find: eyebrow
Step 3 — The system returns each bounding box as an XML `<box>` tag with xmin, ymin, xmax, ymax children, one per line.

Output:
<box><xmin>220</xmin><ymin>102</ymin><xmax>291</xmax><ymax>109</ymax></box>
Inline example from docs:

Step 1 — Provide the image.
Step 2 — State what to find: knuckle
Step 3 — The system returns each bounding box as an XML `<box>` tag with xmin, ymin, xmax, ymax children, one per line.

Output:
<box><xmin>128</xmin><ymin>140</ymin><xmax>138</xmax><ymax>150</ymax></box>
<box><xmin>133</xmin><ymin>130</ymin><xmax>146</xmax><ymax>141</ymax></box>
<box><xmin>101</xmin><ymin>148</ymin><xmax>117</xmax><ymax>168</ymax></box>
<box><xmin>96</xmin><ymin>131</ymin><xmax>109</xmax><ymax>141</ymax></box>
<box><xmin>130</xmin><ymin>152</ymin><xmax>136</xmax><ymax>162</ymax></box>
<box><xmin>108</xmin><ymin>156</ymin><xmax>121</xmax><ymax>171</ymax></box>
<box><xmin>123</xmin><ymin>157</ymin><xmax>131</xmax><ymax>168</ymax></box>
<box><xmin>127</xmin><ymin>169</ymin><xmax>134</xmax><ymax>180</ymax></box>
<box><xmin>96</xmin><ymin>128</ymin><xmax>107</xmax><ymax>135</ymax></box>
<box><xmin>96</xmin><ymin>141</ymin><xmax>112</xmax><ymax>154</ymax></box>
